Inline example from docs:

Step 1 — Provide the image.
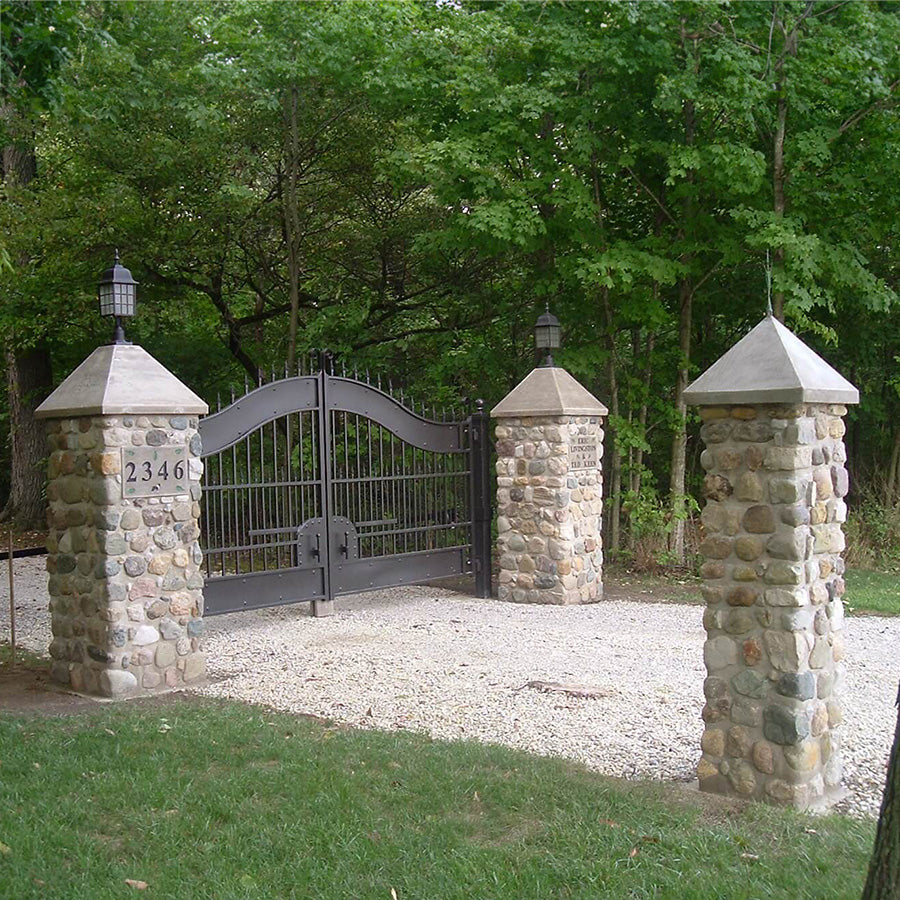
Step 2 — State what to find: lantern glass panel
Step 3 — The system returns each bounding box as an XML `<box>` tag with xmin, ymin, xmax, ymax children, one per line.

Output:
<box><xmin>535</xmin><ymin>323</ymin><xmax>560</xmax><ymax>349</ymax></box>
<box><xmin>99</xmin><ymin>283</ymin><xmax>115</xmax><ymax>317</ymax></box>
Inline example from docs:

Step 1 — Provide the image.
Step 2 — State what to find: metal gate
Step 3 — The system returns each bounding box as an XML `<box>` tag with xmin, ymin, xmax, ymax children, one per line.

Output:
<box><xmin>198</xmin><ymin>358</ymin><xmax>491</xmax><ymax>616</ymax></box>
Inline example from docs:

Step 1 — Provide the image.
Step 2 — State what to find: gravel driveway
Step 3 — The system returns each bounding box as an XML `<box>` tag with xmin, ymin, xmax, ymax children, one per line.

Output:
<box><xmin>3</xmin><ymin>557</ymin><xmax>897</xmax><ymax>818</ymax></box>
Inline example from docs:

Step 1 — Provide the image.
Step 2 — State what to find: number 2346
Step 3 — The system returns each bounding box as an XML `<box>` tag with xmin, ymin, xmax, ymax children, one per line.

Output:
<box><xmin>125</xmin><ymin>459</ymin><xmax>185</xmax><ymax>483</ymax></box>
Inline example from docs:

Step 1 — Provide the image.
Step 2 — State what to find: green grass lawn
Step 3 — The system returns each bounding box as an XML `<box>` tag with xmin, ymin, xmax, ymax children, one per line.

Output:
<box><xmin>844</xmin><ymin>568</ymin><xmax>900</xmax><ymax>616</ymax></box>
<box><xmin>0</xmin><ymin>698</ymin><xmax>875</xmax><ymax>900</ymax></box>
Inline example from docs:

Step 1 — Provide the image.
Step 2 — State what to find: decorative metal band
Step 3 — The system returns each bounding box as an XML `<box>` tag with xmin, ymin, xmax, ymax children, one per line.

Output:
<box><xmin>200</xmin><ymin>376</ymin><xmax>318</xmax><ymax>455</ymax></box>
<box><xmin>327</xmin><ymin>378</ymin><xmax>464</xmax><ymax>453</ymax></box>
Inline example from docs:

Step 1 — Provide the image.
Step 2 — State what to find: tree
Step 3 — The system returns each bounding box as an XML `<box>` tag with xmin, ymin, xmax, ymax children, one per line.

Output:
<box><xmin>863</xmin><ymin>679</ymin><xmax>900</xmax><ymax>899</ymax></box>
<box><xmin>0</xmin><ymin>0</ymin><xmax>83</xmax><ymax>527</ymax></box>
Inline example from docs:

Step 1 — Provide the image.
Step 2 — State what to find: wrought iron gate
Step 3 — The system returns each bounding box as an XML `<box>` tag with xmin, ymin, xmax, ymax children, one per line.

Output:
<box><xmin>198</xmin><ymin>360</ymin><xmax>491</xmax><ymax>616</ymax></box>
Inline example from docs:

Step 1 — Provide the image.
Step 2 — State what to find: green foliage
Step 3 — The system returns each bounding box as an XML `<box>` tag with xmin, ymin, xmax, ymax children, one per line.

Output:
<box><xmin>3</xmin><ymin>0</ymin><xmax>900</xmax><ymax>534</ymax></box>
<box><xmin>0</xmin><ymin>699</ymin><xmax>876</xmax><ymax>899</ymax></box>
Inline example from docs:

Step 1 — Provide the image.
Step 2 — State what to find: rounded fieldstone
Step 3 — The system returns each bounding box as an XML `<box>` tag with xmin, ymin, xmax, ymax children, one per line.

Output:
<box><xmin>726</xmin><ymin>726</ymin><xmax>753</xmax><ymax>758</ymax></box>
<box><xmin>734</xmin><ymin>536</ymin><xmax>764</xmax><ymax>562</ymax></box>
<box><xmin>124</xmin><ymin>556</ymin><xmax>146</xmax><ymax>577</ymax></box>
<box><xmin>95</xmin><ymin>509</ymin><xmax>121</xmax><ymax>531</ymax></box>
<box><xmin>727</xmin><ymin>586</ymin><xmax>757</xmax><ymax>607</ymax></box>
<box><xmin>742</xmin><ymin>638</ymin><xmax>763</xmax><ymax>666</ymax></box>
<box><xmin>734</xmin><ymin>421</ymin><xmax>774</xmax><ymax>442</ymax></box>
<box><xmin>704</xmin><ymin>636</ymin><xmax>738</xmax><ymax>670</ymax></box>
<box><xmin>781</xmin><ymin>505</ymin><xmax>810</xmax><ymax>527</ymax></box>
<box><xmin>190</xmin><ymin>434</ymin><xmax>202</xmax><ymax>456</ymax></box>
<box><xmin>100</xmin><ymin>669</ymin><xmax>138</xmax><ymax>698</ymax></box>
<box><xmin>727</xmin><ymin>760</ymin><xmax>757</xmax><ymax>795</ymax></box>
<box><xmin>724</xmin><ymin>609</ymin><xmax>754</xmax><ymax>635</ymax></box>
<box><xmin>731</xmin><ymin>670</ymin><xmax>769</xmax><ymax>699</ymax></box>
<box><xmin>766</xmin><ymin>528</ymin><xmax>807</xmax><ymax>561</ymax></box>
<box><xmin>120</xmin><ymin>508</ymin><xmax>142</xmax><ymax>531</ymax></box>
<box><xmin>132</xmin><ymin>624</ymin><xmax>159</xmax><ymax>645</ymax></box>
<box><xmin>700</xmin><ymin>421</ymin><xmax>733</xmax><ymax>444</ymax></box>
<box><xmin>743</xmin><ymin>505</ymin><xmax>776</xmax><ymax>534</ymax></box>
<box><xmin>784</xmin><ymin>740</ymin><xmax>819</xmax><ymax>772</ymax></box>
<box><xmin>106</xmin><ymin>582</ymin><xmax>128</xmax><ymax>603</ymax></box>
<box><xmin>699</xmin><ymin>536</ymin><xmax>731</xmax><ymax>560</ymax></box>
<box><xmin>187</xmin><ymin>618</ymin><xmax>204</xmax><ymax>638</ymax></box>
<box><xmin>156</xmin><ymin>642</ymin><xmax>177</xmax><ymax>667</ymax></box>
<box><xmin>731</xmin><ymin>698</ymin><xmax>763</xmax><ymax>727</ymax></box>
<box><xmin>169</xmin><ymin>416</ymin><xmax>188</xmax><ymax>430</ymax></box>
<box><xmin>811</xmin><ymin>704</ymin><xmax>829</xmax><ymax>737</ymax></box>
<box><xmin>142</xmin><ymin>508</ymin><xmax>166</xmax><ymax>528</ymax></box>
<box><xmin>717</xmin><ymin>449</ymin><xmax>743</xmax><ymax>470</ymax></box>
<box><xmin>95</xmin><ymin>559</ymin><xmax>121</xmax><ymax>579</ymax></box>
<box><xmin>701</xmin><ymin>729</ymin><xmax>725</xmax><ymax>756</ymax></box>
<box><xmin>147</xmin><ymin>600</ymin><xmax>168</xmax><ymax>619</ymax></box>
<box><xmin>763</xmin><ymin>704</ymin><xmax>810</xmax><ymax>745</ymax></box>
<box><xmin>111</xmin><ymin>627</ymin><xmax>127</xmax><ymax>647</ymax></box>
<box><xmin>735</xmin><ymin>473</ymin><xmax>764</xmax><ymax>502</ymax></box>
<box><xmin>146</xmin><ymin>430</ymin><xmax>167</xmax><ymax>446</ymax></box>
<box><xmin>700</xmin><ymin>561</ymin><xmax>725</xmax><ymax>580</ymax></box>
<box><xmin>752</xmin><ymin>741</ymin><xmax>776</xmax><ymax>775</ymax></box>
<box><xmin>831</xmin><ymin>466</ymin><xmax>849</xmax><ymax>498</ymax></box>
<box><xmin>159</xmin><ymin>618</ymin><xmax>182</xmax><ymax>640</ymax></box>
<box><xmin>90</xmin><ymin>479</ymin><xmax>119</xmax><ymax>505</ymax></box>
<box><xmin>777</xmin><ymin>671</ymin><xmax>816</xmax><ymax>701</ymax></box>
<box><xmin>57</xmin><ymin>554</ymin><xmax>77</xmax><ymax>574</ymax></box>
<box><xmin>703</xmin><ymin>475</ymin><xmax>733</xmax><ymax>501</ymax></box>
<box><xmin>506</xmin><ymin>533</ymin><xmax>526</xmax><ymax>552</ymax></box>
<box><xmin>154</xmin><ymin>527</ymin><xmax>178</xmax><ymax>550</ymax></box>
<box><xmin>101</xmin><ymin>534</ymin><xmax>128</xmax><ymax>555</ymax></box>
<box><xmin>161</xmin><ymin>571</ymin><xmax>186</xmax><ymax>591</ymax></box>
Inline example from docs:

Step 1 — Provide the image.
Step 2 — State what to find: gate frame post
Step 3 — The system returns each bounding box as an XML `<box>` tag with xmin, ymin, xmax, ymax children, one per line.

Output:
<box><xmin>313</xmin><ymin>356</ymin><xmax>335</xmax><ymax>617</ymax></box>
<box><xmin>469</xmin><ymin>399</ymin><xmax>493</xmax><ymax>598</ymax></box>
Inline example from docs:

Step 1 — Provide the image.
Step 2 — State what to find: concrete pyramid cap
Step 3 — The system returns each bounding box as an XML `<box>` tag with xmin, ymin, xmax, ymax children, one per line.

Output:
<box><xmin>36</xmin><ymin>344</ymin><xmax>209</xmax><ymax>418</ymax></box>
<box><xmin>491</xmin><ymin>366</ymin><xmax>608</xmax><ymax>418</ymax></box>
<box><xmin>683</xmin><ymin>316</ymin><xmax>859</xmax><ymax>406</ymax></box>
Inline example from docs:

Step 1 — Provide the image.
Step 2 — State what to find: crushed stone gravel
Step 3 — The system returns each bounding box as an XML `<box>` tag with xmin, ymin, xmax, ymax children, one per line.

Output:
<box><xmin>3</xmin><ymin>557</ymin><xmax>897</xmax><ymax>818</ymax></box>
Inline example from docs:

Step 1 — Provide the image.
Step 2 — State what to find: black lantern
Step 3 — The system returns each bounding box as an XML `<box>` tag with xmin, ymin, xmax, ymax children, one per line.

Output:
<box><xmin>98</xmin><ymin>250</ymin><xmax>138</xmax><ymax>345</ymax></box>
<box><xmin>534</xmin><ymin>304</ymin><xmax>561</xmax><ymax>366</ymax></box>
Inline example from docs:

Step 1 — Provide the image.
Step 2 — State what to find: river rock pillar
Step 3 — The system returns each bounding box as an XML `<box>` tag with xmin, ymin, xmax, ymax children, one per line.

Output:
<box><xmin>35</xmin><ymin>344</ymin><xmax>209</xmax><ymax>699</ymax></box>
<box><xmin>491</xmin><ymin>367</ymin><xmax>608</xmax><ymax>604</ymax></box>
<box><xmin>684</xmin><ymin>315</ymin><xmax>859</xmax><ymax>810</ymax></box>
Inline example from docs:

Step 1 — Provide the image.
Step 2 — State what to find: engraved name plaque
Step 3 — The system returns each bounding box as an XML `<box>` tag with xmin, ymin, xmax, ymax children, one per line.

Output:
<box><xmin>121</xmin><ymin>447</ymin><xmax>188</xmax><ymax>498</ymax></box>
<box><xmin>569</xmin><ymin>435</ymin><xmax>598</xmax><ymax>471</ymax></box>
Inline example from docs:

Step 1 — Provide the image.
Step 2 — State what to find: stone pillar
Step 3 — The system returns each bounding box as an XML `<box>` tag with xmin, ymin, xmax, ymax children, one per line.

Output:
<box><xmin>35</xmin><ymin>345</ymin><xmax>209</xmax><ymax>698</ymax></box>
<box><xmin>684</xmin><ymin>315</ymin><xmax>859</xmax><ymax>810</ymax></box>
<box><xmin>491</xmin><ymin>367</ymin><xmax>608</xmax><ymax>604</ymax></box>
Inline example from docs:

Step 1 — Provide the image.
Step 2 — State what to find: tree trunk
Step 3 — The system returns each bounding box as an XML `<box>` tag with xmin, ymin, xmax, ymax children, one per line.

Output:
<box><xmin>668</xmin><ymin>42</ymin><xmax>696</xmax><ymax>564</ymax></box>
<box><xmin>771</xmin><ymin>3</ymin><xmax>797</xmax><ymax>323</ymax></box>
<box><xmin>2</xmin><ymin>106</ymin><xmax>52</xmax><ymax>529</ymax></box>
<box><xmin>601</xmin><ymin>287</ymin><xmax>621</xmax><ymax>555</ymax></box>
<box><xmin>862</xmin><ymin>680</ymin><xmax>900</xmax><ymax>899</ymax></box>
<box><xmin>668</xmin><ymin>274</ymin><xmax>692</xmax><ymax>563</ymax></box>
<box><xmin>887</xmin><ymin>428</ymin><xmax>900</xmax><ymax>508</ymax></box>
<box><xmin>3</xmin><ymin>343</ymin><xmax>52</xmax><ymax>527</ymax></box>
<box><xmin>283</xmin><ymin>84</ymin><xmax>302</xmax><ymax>372</ymax></box>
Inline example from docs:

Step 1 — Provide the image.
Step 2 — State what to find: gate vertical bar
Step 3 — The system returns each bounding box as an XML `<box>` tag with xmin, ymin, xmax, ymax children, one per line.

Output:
<box><xmin>469</xmin><ymin>399</ymin><xmax>492</xmax><ymax>598</ymax></box>
<box><xmin>315</xmin><ymin>355</ymin><xmax>336</xmax><ymax>616</ymax></box>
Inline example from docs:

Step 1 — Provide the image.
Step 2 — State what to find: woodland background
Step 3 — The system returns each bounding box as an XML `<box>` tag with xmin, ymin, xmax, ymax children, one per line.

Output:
<box><xmin>3</xmin><ymin>0</ymin><xmax>900</xmax><ymax>568</ymax></box>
